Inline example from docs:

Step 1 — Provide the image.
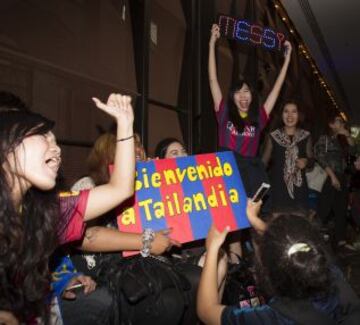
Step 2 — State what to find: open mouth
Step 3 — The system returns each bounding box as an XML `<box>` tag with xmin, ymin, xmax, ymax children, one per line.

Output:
<box><xmin>45</xmin><ymin>156</ymin><xmax>61</xmax><ymax>173</ymax></box>
<box><xmin>239</xmin><ymin>100</ymin><xmax>248</xmax><ymax>106</ymax></box>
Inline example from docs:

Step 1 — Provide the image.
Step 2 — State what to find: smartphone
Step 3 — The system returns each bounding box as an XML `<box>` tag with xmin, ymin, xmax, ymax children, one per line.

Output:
<box><xmin>65</xmin><ymin>283</ymin><xmax>85</xmax><ymax>292</ymax></box>
<box><xmin>251</xmin><ymin>183</ymin><xmax>270</xmax><ymax>202</ymax></box>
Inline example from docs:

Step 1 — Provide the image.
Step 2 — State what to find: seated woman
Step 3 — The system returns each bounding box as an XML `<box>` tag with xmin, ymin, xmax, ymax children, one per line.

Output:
<box><xmin>0</xmin><ymin>93</ymin><xmax>136</xmax><ymax>323</ymax></box>
<box><xmin>154</xmin><ymin>137</ymin><xmax>228</xmax><ymax>296</ymax></box>
<box><xmin>68</xmin><ymin>133</ymin><xmax>199</xmax><ymax>324</ymax></box>
<box><xmin>197</xmin><ymin>200</ymin><xmax>360</xmax><ymax>324</ymax></box>
<box><xmin>155</xmin><ymin>137</ymin><xmax>188</xmax><ymax>159</ymax></box>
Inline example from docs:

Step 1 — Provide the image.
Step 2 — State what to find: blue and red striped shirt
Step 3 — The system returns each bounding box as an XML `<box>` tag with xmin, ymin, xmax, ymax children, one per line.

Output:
<box><xmin>216</xmin><ymin>99</ymin><xmax>269</xmax><ymax>157</ymax></box>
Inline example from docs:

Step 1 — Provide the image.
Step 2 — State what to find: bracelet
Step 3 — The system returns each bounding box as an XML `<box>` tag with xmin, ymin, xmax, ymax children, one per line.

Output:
<box><xmin>140</xmin><ymin>228</ymin><xmax>155</xmax><ymax>257</ymax></box>
<box><xmin>117</xmin><ymin>134</ymin><xmax>134</xmax><ymax>142</ymax></box>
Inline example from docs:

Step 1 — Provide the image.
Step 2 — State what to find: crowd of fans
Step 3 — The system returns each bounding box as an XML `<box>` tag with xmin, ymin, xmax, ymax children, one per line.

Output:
<box><xmin>1</xmin><ymin>22</ymin><xmax>360</xmax><ymax>325</ymax></box>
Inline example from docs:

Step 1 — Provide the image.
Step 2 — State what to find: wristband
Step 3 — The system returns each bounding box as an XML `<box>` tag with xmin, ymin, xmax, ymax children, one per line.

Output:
<box><xmin>117</xmin><ymin>134</ymin><xmax>134</xmax><ymax>142</ymax></box>
<box><xmin>140</xmin><ymin>228</ymin><xmax>155</xmax><ymax>257</ymax></box>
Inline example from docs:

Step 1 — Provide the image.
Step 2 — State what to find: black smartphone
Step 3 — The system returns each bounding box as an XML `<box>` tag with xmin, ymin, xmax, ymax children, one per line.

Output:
<box><xmin>251</xmin><ymin>183</ymin><xmax>270</xmax><ymax>202</ymax></box>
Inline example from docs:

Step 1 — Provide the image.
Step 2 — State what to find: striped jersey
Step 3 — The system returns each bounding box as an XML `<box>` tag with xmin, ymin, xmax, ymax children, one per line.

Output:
<box><xmin>216</xmin><ymin>99</ymin><xmax>269</xmax><ymax>157</ymax></box>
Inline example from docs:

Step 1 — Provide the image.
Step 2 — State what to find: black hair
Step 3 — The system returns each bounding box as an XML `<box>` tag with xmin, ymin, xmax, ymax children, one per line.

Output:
<box><xmin>228</xmin><ymin>79</ymin><xmax>259</xmax><ymax>133</ymax></box>
<box><xmin>271</xmin><ymin>99</ymin><xmax>305</xmax><ymax>130</ymax></box>
<box><xmin>0</xmin><ymin>91</ymin><xmax>29</xmax><ymax>112</ymax></box>
<box><xmin>325</xmin><ymin>112</ymin><xmax>344</xmax><ymax>135</ymax></box>
<box><xmin>255</xmin><ymin>214</ymin><xmax>332</xmax><ymax>299</ymax></box>
<box><xmin>155</xmin><ymin>138</ymin><xmax>184</xmax><ymax>159</ymax></box>
<box><xmin>0</xmin><ymin>110</ymin><xmax>58</xmax><ymax>323</ymax></box>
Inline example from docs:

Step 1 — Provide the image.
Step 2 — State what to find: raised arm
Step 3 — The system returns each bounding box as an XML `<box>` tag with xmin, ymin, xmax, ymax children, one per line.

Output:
<box><xmin>197</xmin><ymin>225</ymin><xmax>229</xmax><ymax>325</ymax></box>
<box><xmin>209</xmin><ymin>24</ymin><xmax>223</xmax><ymax>111</ymax></box>
<box><xmin>263</xmin><ymin>41</ymin><xmax>292</xmax><ymax>115</ymax></box>
<box><xmin>246</xmin><ymin>199</ymin><xmax>267</xmax><ymax>234</ymax></box>
<box><xmin>84</xmin><ymin>94</ymin><xmax>135</xmax><ymax>220</ymax></box>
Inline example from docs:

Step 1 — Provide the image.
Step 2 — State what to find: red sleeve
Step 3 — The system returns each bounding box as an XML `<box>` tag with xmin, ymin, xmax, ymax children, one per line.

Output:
<box><xmin>58</xmin><ymin>190</ymin><xmax>90</xmax><ymax>245</ymax></box>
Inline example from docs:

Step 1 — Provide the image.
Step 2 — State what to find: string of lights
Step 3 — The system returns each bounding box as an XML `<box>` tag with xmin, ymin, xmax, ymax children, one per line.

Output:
<box><xmin>273</xmin><ymin>1</ymin><xmax>343</xmax><ymax>117</ymax></box>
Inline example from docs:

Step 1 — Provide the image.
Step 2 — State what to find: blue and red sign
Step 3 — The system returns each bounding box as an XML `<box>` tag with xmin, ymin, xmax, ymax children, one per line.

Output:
<box><xmin>218</xmin><ymin>14</ymin><xmax>286</xmax><ymax>52</ymax></box>
<box><xmin>117</xmin><ymin>151</ymin><xmax>249</xmax><ymax>244</ymax></box>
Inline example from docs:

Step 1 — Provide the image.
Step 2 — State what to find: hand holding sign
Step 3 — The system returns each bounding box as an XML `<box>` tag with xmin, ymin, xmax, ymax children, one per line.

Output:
<box><xmin>150</xmin><ymin>228</ymin><xmax>181</xmax><ymax>255</ymax></box>
<box><xmin>206</xmin><ymin>224</ymin><xmax>230</xmax><ymax>252</ymax></box>
<box><xmin>117</xmin><ymin>151</ymin><xmax>249</xmax><ymax>255</ymax></box>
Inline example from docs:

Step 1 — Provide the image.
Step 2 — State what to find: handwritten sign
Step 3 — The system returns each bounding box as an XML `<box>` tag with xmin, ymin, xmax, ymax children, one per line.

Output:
<box><xmin>218</xmin><ymin>14</ymin><xmax>286</xmax><ymax>52</ymax></box>
<box><xmin>117</xmin><ymin>151</ymin><xmax>249</xmax><ymax>244</ymax></box>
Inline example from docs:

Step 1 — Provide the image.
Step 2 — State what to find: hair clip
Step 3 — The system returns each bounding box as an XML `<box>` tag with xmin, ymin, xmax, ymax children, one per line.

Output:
<box><xmin>287</xmin><ymin>242</ymin><xmax>311</xmax><ymax>257</ymax></box>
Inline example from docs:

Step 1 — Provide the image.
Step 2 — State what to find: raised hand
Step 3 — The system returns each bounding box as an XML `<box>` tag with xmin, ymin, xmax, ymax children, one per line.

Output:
<box><xmin>246</xmin><ymin>199</ymin><xmax>267</xmax><ymax>234</ymax></box>
<box><xmin>210</xmin><ymin>24</ymin><xmax>221</xmax><ymax>44</ymax></box>
<box><xmin>92</xmin><ymin>94</ymin><xmax>134</xmax><ymax>134</ymax></box>
<box><xmin>205</xmin><ymin>224</ymin><xmax>230</xmax><ymax>252</ymax></box>
<box><xmin>283</xmin><ymin>40</ymin><xmax>292</xmax><ymax>60</ymax></box>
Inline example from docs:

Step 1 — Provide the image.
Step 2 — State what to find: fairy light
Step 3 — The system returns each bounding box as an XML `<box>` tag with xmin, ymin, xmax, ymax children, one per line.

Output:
<box><xmin>273</xmin><ymin>1</ymin><xmax>339</xmax><ymax>111</ymax></box>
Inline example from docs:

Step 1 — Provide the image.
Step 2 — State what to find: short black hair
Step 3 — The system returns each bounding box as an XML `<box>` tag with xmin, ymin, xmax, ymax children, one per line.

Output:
<box><xmin>256</xmin><ymin>214</ymin><xmax>332</xmax><ymax>299</ymax></box>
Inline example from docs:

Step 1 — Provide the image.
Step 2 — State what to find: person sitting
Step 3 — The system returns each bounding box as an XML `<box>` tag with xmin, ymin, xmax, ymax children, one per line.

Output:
<box><xmin>155</xmin><ymin>138</ymin><xmax>188</xmax><ymax>159</ymax></box>
<box><xmin>197</xmin><ymin>200</ymin><xmax>360</xmax><ymax>324</ymax></box>
<box><xmin>51</xmin><ymin>255</ymin><xmax>116</xmax><ymax>324</ymax></box>
<box><xmin>0</xmin><ymin>93</ymin><xmax>136</xmax><ymax>323</ymax></box>
<box><xmin>69</xmin><ymin>133</ymin><xmax>200</xmax><ymax>324</ymax></box>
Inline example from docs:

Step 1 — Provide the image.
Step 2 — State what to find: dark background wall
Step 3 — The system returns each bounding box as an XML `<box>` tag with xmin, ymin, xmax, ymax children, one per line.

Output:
<box><xmin>0</xmin><ymin>0</ymin><xmax>336</xmax><ymax>187</ymax></box>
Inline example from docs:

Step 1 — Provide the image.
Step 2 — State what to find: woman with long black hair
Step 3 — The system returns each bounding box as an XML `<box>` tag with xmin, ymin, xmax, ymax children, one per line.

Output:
<box><xmin>0</xmin><ymin>94</ymin><xmax>136</xmax><ymax>323</ymax></box>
